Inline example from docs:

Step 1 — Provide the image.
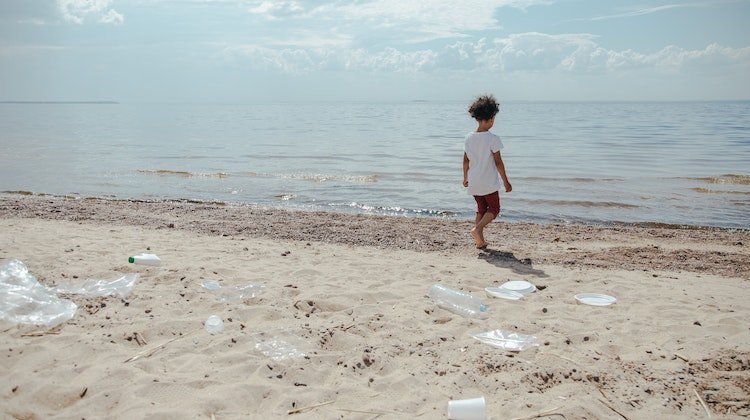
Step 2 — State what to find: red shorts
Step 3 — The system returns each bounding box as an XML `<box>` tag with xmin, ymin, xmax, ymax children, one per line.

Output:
<box><xmin>474</xmin><ymin>191</ymin><xmax>500</xmax><ymax>216</ymax></box>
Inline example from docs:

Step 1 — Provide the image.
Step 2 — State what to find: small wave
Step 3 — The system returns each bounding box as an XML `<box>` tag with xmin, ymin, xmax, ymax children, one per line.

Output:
<box><xmin>137</xmin><ymin>169</ymin><xmax>228</xmax><ymax>178</ymax></box>
<box><xmin>519</xmin><ymin>199</ymin><xmax>639</xmax><ymax>209</ymax></box>
<box><xmin>274</xmin><ymin>194</ymin><xmax>297</xmax><ymax>201</ymax></box>
<box><xmin>691</xmin><ymin>187</ymin><xmax>750</xmax><ymax>195</ymax></box>
<box><xmin>2</xmin><ymin>190</ymin><xmax>35</xmax><ymax>195</ymax></box>
<box><xmin>328</xmin><ymin>201</ymin><xmax>455</xmax><ymax>217</ymax></box>
<box><xmin>689</xmin><ymin>174</ymin><xmax>750</xmax><ymax>185</ymax></box>
<box><xmin>246</xmin><ymin>172</ymin><xmax>379</xmax><ymax>183</ymax></box>
<box><xmin>520</xmin><ymin>177</ymin><xmax>623</xmax><ymax>183</ymax></box>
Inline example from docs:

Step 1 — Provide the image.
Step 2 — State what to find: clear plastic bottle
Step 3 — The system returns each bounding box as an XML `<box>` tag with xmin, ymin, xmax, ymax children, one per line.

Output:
<box><xmin>428</xmin><ymin>284</ymin><xmax>487</xmax><ymax>318</ymax></box>
<box><xmin>128</xmin><ymin>253</ymin><xmax>161</xmax><ymax>266</ymax></box>
<box><xmin>205</xmin><ymin>315</ymin><xmax>224</xmax><ymax>334</ymax></box>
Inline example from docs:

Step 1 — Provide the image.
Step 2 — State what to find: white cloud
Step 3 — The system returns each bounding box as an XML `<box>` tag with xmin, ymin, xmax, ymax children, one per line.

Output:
<box><xmin>17</xmin><ymin>18</ymin><xmax>48</xmax><ymax>25</ymax></box>
<box><xmin>576</xmin><ymin>1</ymin><xmax>740</xmax><ymax>22</ymax></box>
<box><xmin>99</xmin><ymin>9</ymin><xmax>124</xmax><ymax>24</ymax></box>
<box><xmin>220</xmin><ymin>33</ymin><xmax>750</xmax><ymax>75</ymax></box>
<box><xmin>57</xmin><ymin>0</ymin><xmax>124</xmax><ymax>24</ymax></box>
<box><xmin>221</xmin><ymin>44</ymin><xmax>437</xmax><ymax>73</ymax></box>
<box><xmin>243</xmin><ymin>0</ymin><xmax>555</xmax><ymax>40</ymax></box>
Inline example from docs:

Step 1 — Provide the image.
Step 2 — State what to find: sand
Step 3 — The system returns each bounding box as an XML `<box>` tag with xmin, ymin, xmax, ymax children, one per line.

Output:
<box><xmin>1</xmin><ymin>193</ymin><xmax>748</xmax><ymax>419</ymax></box>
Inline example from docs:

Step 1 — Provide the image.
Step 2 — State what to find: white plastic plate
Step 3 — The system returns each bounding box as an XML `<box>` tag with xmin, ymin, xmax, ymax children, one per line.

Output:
<box><xmin>500</xmin><ymin>280</ymin><xmax>536</xmax><ymax>295</ymax></box>
<box><xmin>485</xmin><ymin>287</ymin><xmax>524</xmax><ymax>300</ymax></box>
<box><xmin>574</xmin><ymin>293</ymin><xmax>617</xmax><ymax>306</ymax></box>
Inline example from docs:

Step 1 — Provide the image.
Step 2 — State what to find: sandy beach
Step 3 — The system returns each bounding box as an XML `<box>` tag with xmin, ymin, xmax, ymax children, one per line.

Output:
<box><xmin>1</xmin><ymin>193</ymin><xmax>748</xmax><ymax>419</ymax></box>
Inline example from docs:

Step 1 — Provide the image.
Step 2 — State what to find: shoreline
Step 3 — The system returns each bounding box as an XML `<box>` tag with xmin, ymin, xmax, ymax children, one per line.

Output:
<box><xmin>5</xmin><ymin>189</ymin><xmax>749</xmax><ymax>231</ymax></box>
<box><xmin>1</xmin><ymin>192</ymin><xmax>748</xmax><ymax>279</ymax></box>
<box><xmin>1</xmin><ymin>192</ymin><xmax>749</xmax><ymax>418</ymax></box>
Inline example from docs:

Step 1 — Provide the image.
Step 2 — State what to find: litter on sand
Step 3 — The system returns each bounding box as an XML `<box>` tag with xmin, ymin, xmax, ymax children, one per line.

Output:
<box><xmin>574</xmin><ymin>293</ymin><xmax>616</xmax><ymax>306</ymax></box>
<box><xmin>484</xmin><ymin>287</ymin><xmax>524</xmax><ymax>300</ymax></box>
<box><xmin>0</xmin><ymin>259</ymin><xmax>77</xmax><ymax>328</ymax></box>
<box><xmin>251</xmin><ymin>330</ymin><xmax>308</xmax><ymax>361</ymax></box>
<box><xmin>498</xmin><ymin>280</ymin><xmax>536</xmax><ymax>295</ymax></box>
<box><xmin>201</xmin><ymin>279</ymin><xmax>264</xmax><ymax>302</ymax></box>
<box><xmin>470</xmin><ymin>329</ymin><xmax>540</xmax><ymax>351</ymax></box>
<box><xmin>54</xmin><ymin>273</ymin><xmax>139</xmax><ymax>298</ymax></box>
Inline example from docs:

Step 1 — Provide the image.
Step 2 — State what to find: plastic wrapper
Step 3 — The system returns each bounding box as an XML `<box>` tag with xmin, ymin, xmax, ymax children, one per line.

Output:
<box><xmin>53</xmin><ymin>273</ymin><xmax>139</xmax><ymax>298</ymax></box>
<box><xmin>201</xmin><ymin>280</ymin><xmax>264</xmax><ymax>302</ymax></box>
<box><xmin>251</xmin><ymin>331</ymin><xmax>307</xmax><ymax>361</ymax></box>
<box><xmin>0</xmin><ymin>259</ymin><xmax>77</xmax><ymax>328</ymax></box>
<box><xmin>470</xmin><ymin>329</ymin><xmax>540</xmax><ymax>351</ymax></box>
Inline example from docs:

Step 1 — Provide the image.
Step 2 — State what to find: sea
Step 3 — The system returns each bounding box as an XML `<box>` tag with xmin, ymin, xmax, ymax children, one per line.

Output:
<box><xmin>1</xmin><ymin>101</ymin><xmax>749</xmax><ymax>229</ymax></box>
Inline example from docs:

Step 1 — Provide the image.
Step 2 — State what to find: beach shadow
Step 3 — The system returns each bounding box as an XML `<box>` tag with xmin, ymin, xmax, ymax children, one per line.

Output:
<box><xmin>478</xmin><ymin>248</ymin><xmax>549</xmax><ymax>278</ymax></box>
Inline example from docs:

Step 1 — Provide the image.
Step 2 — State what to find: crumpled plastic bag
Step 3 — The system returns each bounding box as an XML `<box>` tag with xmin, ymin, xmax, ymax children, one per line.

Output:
<box><xmin>0</xmin><ymin>259</ymin><xmax>77</xmax><ymax>328</ymax></box>
<box><xmin>250</xmin><ymin>330</ymin><xmax>307</xmax><ymax>361</ymax></box>
<box><xmin>201</xmin><ymin>279</ymin><xmax>264</xmax><ymax>302</ymax></box>
<box><xmin>54</xmin><ymin>273</ymin><xmax>139</xmax><ymax>298</ymax></box>
<box><xmin>470</xmin><ymin>329</ymin><xmax>540</xmax><ymax>351</ymax></box>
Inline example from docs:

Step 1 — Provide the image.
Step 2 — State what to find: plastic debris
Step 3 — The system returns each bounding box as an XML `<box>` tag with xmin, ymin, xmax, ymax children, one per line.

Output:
<box><xmin>470</xmin><ymin>329</ymin><xmax>540</xmax><ymax>351</ymax></box>
<box><xmin>54</xmin><ymin>273</ymin><xmax>139</xmax><ymax>298</ymax></box>
<box><xmin>0</xmin><ymin>259</ymin><xmax>77</xmax><ymax>328</ymax></box>
<box><xmin>128</xmin><ymin>253</ymin><xmax>161</xmax><ymax>266</ymax></box>
<box><xmin>204</xmin><ymin>315</ymin><xmax>224</xmax><ymax>334</ymax></box>
<box><xmin>202</xmin><ymin>281</ymin><xmax>264</xmax><ymax>302</ymax></box>
<box><xmin>428</xmin><ymin>284</ymin><xmax>487</xmax><ymax>318</ymax></box>
<box><xmin>251</xmin><ymin>331</ymin><xmax>307</xmax><ymax>361</ymax></box>
<box><xmin>200</xmin><ymin>279</ymin><xmax>220</xmax><ymax>290</ymax></box>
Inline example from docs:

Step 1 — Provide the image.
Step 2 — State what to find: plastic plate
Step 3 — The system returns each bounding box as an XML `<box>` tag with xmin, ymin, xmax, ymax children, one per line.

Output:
<box><xmin>574</xmin><ymin>293</ymin><xmax>617</xmax><ymax>306</ymax></box>
<box><xmin>485</xmin><ymin>287</ymin><xmax>525</xmax><ymax>300</ymax></box>
<box><xmin>500</xmin><ymin>281</ymin><xmax>536</xmax><ymax>295</ymax></box>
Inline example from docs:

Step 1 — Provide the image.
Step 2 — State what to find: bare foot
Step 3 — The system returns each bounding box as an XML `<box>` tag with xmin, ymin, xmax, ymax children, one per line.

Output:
<box><xmin>470</xmin><ymin>228</ymin><xmax>483</xmax><ymax>248</ymax></box>
<box><xmin>476</xmin><ymin>241</ymin><xmax>488</xmax><ymax>249</ymax></box>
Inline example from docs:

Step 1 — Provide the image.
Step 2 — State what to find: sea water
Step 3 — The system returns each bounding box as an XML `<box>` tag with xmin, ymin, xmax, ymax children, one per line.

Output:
<box><xmin>1</xmin><ymin>101</ymin><xmax>748</xmax><ymax>228</ymax></box>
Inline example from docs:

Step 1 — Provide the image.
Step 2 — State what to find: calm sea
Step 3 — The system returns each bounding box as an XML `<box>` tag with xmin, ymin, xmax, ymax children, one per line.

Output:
<box><xmin>1</xmin><ymin>101</ymin><xmax>749</xmax><ymax>229</ymax></box>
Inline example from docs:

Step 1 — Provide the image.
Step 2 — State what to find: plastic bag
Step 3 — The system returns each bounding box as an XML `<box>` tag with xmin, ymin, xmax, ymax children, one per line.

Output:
<box><xmin>251</xmin><ymin>331</ymin><xmax>307</xmax><ymax>361</ymax></box>
<box><xmin>0</xmin><ymin>259</ymin><xmax>77</xmax><ymax>328</ymax></box>
<box><xmin>201</xmin><ymin>280</ymin><xmax>264</xmax><ymax>302</ymax></box>
<box><xmin>470</xmin><ymin>329</ymin><xmax>540</xmax><ymax>351</ymax></box>
<box><xmin>53</xmin><ymin>273</ymin><xmax>139</xmax><ymax>298</ymax></box>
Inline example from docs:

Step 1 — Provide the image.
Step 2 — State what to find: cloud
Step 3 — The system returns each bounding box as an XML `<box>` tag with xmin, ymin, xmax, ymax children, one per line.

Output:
<box><xmin>243</xmin><ymin>0</ymin><xmax>556</xmax><ymax>41</ymax></box>
<box><xmin>17</xmin><ymin>18</ymin><xmax>48</xmax><ymax>25</ymax></box>
<box><xmin>220</xmin><ymin>33</ymin><xmax>750</xmax><ymax>75</ymax></box>
<box><xmin>57</xmin><ymin>0</ymin><xmax>124</xmax><ymax>24</ymax></box>
<box><xmin>577</xmin><ymin>1</ymin><xmax>740</xmax><ymax>22</ymax></box>
<box><xmin>221</xmin><ymin>44</ymin><xmax>437</xmax><ymax>73</ymax></box>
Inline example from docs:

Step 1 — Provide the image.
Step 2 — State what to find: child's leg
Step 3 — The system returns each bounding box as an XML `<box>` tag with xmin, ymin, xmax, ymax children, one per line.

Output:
<box><xmin>472</xmin><ymin>192</ymin><xmax>500</xmax><ymax>248</ymax></box>
<box><xmin>471</xmin><ymin>196</ymin><xmax>489</xmax><ymax>248</ymax></box>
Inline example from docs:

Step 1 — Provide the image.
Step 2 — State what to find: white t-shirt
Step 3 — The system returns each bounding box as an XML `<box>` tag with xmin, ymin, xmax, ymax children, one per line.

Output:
<box><xmin>464</xmin><ymin>131</ymin><xmax>504</xmax><ymax>196</ymax></box>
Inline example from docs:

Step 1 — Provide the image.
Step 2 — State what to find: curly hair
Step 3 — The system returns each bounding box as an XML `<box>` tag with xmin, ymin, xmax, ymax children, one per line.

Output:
<box><xmin>468</xmin><ymin>95</ymin><xmax>499</xmax><ymax>121</ymax></box>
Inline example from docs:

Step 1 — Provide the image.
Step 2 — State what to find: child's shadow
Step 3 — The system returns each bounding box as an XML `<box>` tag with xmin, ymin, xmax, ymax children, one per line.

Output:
<box><xmin>478</xmin><ymin>248</ymin><xmax>548</xmax><ymax>278</ymax></box>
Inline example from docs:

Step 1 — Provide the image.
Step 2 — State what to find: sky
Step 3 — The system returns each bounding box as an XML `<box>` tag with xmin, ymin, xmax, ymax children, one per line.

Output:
<box><xmin>0</xmin><ymin>0</ymin><xmax>749</xmax><ymax>102</ymax></box>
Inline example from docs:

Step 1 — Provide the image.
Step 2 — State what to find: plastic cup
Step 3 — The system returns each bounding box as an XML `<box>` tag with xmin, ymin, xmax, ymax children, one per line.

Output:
<box><xmin>205</xmin><ymin>315</ymin><xmax>224</xmax><ymax>334</ymax></box>
<box><xmin>448</xmin><ymin>396</ymin><xmax>485</xmax><ymax>420</ymax></box>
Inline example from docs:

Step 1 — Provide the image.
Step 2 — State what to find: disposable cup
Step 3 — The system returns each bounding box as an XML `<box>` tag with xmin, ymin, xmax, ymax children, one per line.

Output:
<box><xmin>205</xmin><ymin>315</ymin><xmax>224</xmax><ymax>334</ymax></box>
<box><xmin>448</xmin><ymin>396</ymin><xmax>485</xmax><ymax>420</ymax></box>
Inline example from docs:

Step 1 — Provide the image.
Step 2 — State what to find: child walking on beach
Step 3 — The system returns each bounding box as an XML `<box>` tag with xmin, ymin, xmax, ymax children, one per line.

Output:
<box><xmin>462</xmin><ymin>95</ymin><xmax>512</xmax><ymax>249</ymax></box>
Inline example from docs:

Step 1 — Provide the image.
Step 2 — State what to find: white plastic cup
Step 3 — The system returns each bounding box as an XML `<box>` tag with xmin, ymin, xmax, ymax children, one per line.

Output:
<box><xmin>448</xmin><ymin>396</ymin><xmax>486</xmax><ymax>420</ymax></box>
<box><xmin>204</xmin><ymin>315</ymin><xmax>224</xmax><ymax>334</ymax></box>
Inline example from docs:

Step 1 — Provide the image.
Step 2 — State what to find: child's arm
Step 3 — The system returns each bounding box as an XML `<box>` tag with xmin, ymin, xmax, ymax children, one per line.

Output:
<box><xmin>462</xmin><ymin>153</ymin><xmax>470</xmax><ymax>187</ymax></box>
<box><xmin>493</xmin><ymin>151</ymin><xmax>512</xmax><ymax>192</ymax></box>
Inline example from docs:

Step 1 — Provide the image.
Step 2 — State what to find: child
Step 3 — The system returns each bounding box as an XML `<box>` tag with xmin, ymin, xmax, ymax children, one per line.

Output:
<box><xmin>462</xmin><ymin>95</ymin><xmax>512</xmax><ymax>249</ymax></box>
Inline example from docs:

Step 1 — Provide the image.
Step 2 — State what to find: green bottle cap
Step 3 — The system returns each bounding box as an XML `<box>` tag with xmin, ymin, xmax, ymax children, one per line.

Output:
<box><xmin>128</xmin><ymin>256</ymin><xmax>135</xmax><ymax>263</ymax></box>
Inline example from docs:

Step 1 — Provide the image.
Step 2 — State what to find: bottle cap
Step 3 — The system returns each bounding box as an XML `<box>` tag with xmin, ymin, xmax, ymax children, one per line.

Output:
<box><xmin>128</xmin><ymin>256</ymin><xmax>135</xmax><ymax>263</ymax></box>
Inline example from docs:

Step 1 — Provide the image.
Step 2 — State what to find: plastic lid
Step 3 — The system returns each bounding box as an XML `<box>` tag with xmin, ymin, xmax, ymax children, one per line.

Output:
<box><xmin>128</xmin><ymin>256</ymin><xmax>135</xmax><ymax>263</ymax></box>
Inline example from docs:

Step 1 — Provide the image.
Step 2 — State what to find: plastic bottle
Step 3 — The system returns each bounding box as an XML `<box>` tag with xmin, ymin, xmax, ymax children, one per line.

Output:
<box><xmin>205</xmin><ymin>315</ymin><xmax>224</xmax><ymax>334</ymax></box>
<box><xmin>128</xmin><ymin>253</ymin><xmax>161</xmax><ymax>266</ymax></box>
<box><xmin>428</xmin><ymin>284</ymin><xmax>487</xmax><ymax>318</ymax></box>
